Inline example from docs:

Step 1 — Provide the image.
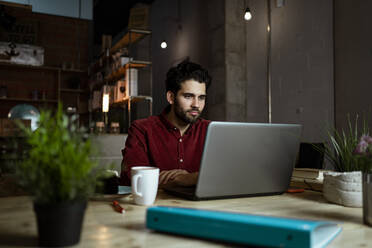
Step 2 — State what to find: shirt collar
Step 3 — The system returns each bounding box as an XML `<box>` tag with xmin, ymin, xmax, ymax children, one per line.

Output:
<box><xmin>159</xmin><ymin>105</ymin><xmax>175</xmax><ymax>130</ymax></box>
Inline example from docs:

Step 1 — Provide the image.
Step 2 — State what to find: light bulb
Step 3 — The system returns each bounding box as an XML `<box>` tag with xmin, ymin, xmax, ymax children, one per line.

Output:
<box><xmin>161</xmin><ymin>41</ymin><xmax>167</xmax><ymax>49</ymax></box>
<box><xmin>244</xmin><ymin>8</ymin><xmax>252</xmax><ymax>21</ymax></box>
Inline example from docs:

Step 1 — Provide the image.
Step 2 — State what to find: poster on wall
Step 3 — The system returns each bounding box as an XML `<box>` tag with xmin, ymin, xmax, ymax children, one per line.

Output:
<box><xmin>0</xmin><ymin>5</ymin><xmax>39</xmax><ymax>45</ymax></box>
<box><xmin>0</xmin><ymin>19</ymin><xmax>39</xmax><ymax>45</ymax></box>
<box><xmin>0</xmin><ymin>41</ymin><xmax>44</xmax><ymax>66</ymax></box>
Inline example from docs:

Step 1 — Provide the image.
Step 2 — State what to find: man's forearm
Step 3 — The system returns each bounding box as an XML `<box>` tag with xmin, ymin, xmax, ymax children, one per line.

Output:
<box><xmin>171</xmin><ymin>172</ymin><xmax>199</xmax><ymax>186</ymax></box>
<box><xmin>159</xmin><ymin>169</ymin><xmax>188</xmax><ymax>185</ymax></box>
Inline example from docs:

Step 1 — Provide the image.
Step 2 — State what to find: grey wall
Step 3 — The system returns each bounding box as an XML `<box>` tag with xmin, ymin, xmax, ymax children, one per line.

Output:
<box><xmin>225</xmin><ymin>0</ymin><xmax>247</xmax><ymax>121</ymax></box>
<box><xmin>270</xmin><ymin>0</ymin><xmax>334</xmax><ymax>142</ymax></box>
<box><xmin>150</xmin><ymin>0</ymin><xmax>211</xmax><ymax>116</ymax></box>
<box><xmin>335</xmin><ymin>0</ymin><xmax>372</xmax><ymax>133</ymax></box>
<box><xmin>204</xmin><ymin>0</ymin><xmax>226</xmax><ymax>121</ymax></box>
<box><xmin>225</xmin><ymin>0</ymin><xmax>334</xmax><ymax>142</ymax></box>
<box><xmin>245</xmin><ymin>0</ymin><xmax>269</xmax><ymax>123</ymax></box>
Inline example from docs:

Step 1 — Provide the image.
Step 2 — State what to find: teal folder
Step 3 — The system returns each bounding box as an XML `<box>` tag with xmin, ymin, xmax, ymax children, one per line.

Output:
<box><xmin>146</xmin><ymin>206</ymin><xmax>341</xmax><ymax>248</ymax></box>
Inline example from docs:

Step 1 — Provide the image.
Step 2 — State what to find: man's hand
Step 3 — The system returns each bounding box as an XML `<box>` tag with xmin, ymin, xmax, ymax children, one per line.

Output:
<box><xmin>159</xmin><ymin>169</ymin><xmax>189</xmax><ymax>185</ymax></box>
<box><xmin>159</xmin><ymin>170</ymin><xmax>199</xmax><ymax>187</ymax></box>
<box><xmin>171</xmin><ymin>172</ymin><xmax>199</xmax><ymax>187</ymax></box>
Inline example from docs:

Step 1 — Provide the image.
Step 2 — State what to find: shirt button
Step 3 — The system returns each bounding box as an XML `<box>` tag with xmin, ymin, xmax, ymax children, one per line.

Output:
<box><xmin>179</xmin><ymin>138</ymin><xmax>182</xmax><ymax>142</ymax></box>
<box><xmin>174</xmin><ymin>127</ymin><xmax>177</xmax><ymax>130</ymax></box>
<box><xmin>179</xmin><ymin>158</ymin><xmax>183</xmax><ymax>163</ymax></box>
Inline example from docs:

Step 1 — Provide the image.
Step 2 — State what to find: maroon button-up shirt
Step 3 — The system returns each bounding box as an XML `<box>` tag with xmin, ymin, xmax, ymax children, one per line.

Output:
<box><xmin>120</xmin><ymin>107</ymin><xmax>210</xmax><ymax>185</ymax></box>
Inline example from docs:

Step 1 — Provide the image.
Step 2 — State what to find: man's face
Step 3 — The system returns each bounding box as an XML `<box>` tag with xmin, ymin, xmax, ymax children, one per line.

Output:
<box><xmin>172</xmin><ymin>79</ymin><xmax>207</xmax><ymax>124</ymax></box>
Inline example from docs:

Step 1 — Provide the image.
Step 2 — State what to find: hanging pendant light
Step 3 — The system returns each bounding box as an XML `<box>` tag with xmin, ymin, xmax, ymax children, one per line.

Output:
<box><xmin>160</xmin><ymin>40</ymin><xmax>167</xmax><ymax>49</ymax></box>
<box><xmin>244</xmin><ymin>7</ymin><xmax>252</xmax><ymax>21</ymax></box>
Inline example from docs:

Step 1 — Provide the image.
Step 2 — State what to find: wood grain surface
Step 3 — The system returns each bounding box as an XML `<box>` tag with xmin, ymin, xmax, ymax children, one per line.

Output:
<box><xmin>0</xmin><ymin>190</ymin><xmax>369</xmax><ymax>247</ymax></box>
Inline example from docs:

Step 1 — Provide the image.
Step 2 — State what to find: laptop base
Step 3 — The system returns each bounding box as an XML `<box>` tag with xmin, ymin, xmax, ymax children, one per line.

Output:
<box><xmin>163</xmin><ymin>185</ymin><xmax>284</xmax><ymax>201</ymax></box>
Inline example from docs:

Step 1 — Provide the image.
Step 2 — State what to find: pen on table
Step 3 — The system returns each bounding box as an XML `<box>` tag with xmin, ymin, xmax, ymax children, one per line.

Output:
<box><xmin>112</xmin><ymin>200</ymin><xmax>125</xmax><ymax>213</ymax></box>
<box><xmin>286</xmin><ymin>187</ymin><xmax>304</xmax><ymax>193</ymax></box>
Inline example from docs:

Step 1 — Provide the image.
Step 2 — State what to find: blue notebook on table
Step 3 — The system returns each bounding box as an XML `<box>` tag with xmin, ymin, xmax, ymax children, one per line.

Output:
<box><xmin>146</xmin><ymin>206</ymin><xmax>341</xmax><ymax>248</ymax></box>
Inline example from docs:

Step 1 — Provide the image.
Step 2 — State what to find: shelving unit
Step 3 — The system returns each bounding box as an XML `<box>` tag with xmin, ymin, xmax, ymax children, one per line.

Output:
<box><xmin>0</xmin><ymin>97</ymin><xmax>58</xmax><ymax>103</ymax></box>
<box><xmin>109</xmin><ymin>29</ymin><xmax>151</xmax><ymax>55</ymax></box>
<box><xmin>60</xmin><ymin>88</ymin><xmax>86</xmax><ymax>93</ymax></box>
<box><xmin>0</xmin><ymin>62</ymin><xmax>88</xmax><ymax>125</ymax></box>
<box><xmin>89</xmin><ymin>29</ymin><xmax>152</xmax><ymax>132</ymax></box>
<box><xmin>104</xmin><ymin>60</ymin><xmax>151</xmax><ymax>82</ymax></box>
<box><xmin>0</xmin><ymin>62</ymin><xmax>85</xmax><ymax>73</ymax></box>
<box><xmin>0</xmin><ymin>62</ymin><xmax>59</xmax><ymax>71</ymax></box>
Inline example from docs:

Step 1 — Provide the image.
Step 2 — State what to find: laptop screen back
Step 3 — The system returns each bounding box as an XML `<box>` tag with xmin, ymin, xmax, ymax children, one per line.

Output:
<box><xmin>195</xmin><ymin>122</ymin><xmax>302</xmax><ymax>199</ymax></box>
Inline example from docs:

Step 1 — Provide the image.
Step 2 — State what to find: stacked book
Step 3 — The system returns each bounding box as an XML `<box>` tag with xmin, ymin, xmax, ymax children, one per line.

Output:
<box><xmin>290</xmin><ymin>168</ymin><xmax>329</xmax><ymax>192</ymax></box>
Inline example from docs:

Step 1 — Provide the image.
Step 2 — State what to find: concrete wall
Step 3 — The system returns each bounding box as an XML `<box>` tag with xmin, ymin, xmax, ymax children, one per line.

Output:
<box><xmin>245</xmin><ymin>0</ymin><xmax>269</xmax><ymax>123</ymax></box>
<box><xmin>225</xmin><ymin>0</ymin><xmax>247</xmax><ymax>121</ymax></box>
<box><xmin>204</xmin><ymin>0</ymin><xmax>226</xmax><ymax>121</ymax></box>
<box><xmin>150</xmin><ymin>0</ymin><xmax>211</xmax><ymax>116</ymax></box>
<box><xmin>335</xmin><ymin>0</ymin><xmax>372</xmax><ymax>133</ymax></box>
<box><xmin>224</xmin><ymin>0</ymin><xmax>334</xmax><ymax>142</ymax></box>
<box><xmin>269</xmin><ymin>0</ymin><xmax>334</xmax><ymax>142</ymax></box>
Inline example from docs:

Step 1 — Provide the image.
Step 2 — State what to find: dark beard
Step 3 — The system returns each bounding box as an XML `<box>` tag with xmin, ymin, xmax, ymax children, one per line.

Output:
<box><xmin>174</xmin><ymin>100</ymin><xmax>200</xmax><ymax>124</ymax></box>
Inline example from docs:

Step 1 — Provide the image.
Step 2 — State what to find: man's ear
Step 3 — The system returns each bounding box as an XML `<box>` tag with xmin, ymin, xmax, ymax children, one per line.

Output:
<box><xmin>166</xmin><ymin>91</ymin><xmax>175</xmax><ymax>105</ymax></box>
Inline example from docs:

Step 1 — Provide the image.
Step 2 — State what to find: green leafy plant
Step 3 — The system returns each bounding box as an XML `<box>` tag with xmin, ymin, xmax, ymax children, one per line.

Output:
<box><xmin>321</xmin><ymin>114</ymin><xmax>369</xmax><ymax>172</ymax></box>
<box><xmin>16</xmin><ymin>104</ymin><xmax>100</xmax><ymax>204</ymax></box>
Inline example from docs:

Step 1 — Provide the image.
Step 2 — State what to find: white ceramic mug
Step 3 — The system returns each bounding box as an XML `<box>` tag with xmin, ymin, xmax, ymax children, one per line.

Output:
<box><xmin>131</xmin><ymin>166</ymin><xmax>159</xmax><ymax>206</ymax></box>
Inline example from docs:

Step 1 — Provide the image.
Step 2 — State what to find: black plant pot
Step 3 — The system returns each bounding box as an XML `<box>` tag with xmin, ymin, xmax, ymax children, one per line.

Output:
<box><xmin>34</xmin><ymin>201</ymin><xmax>87</xmax><ymax>247</ymax></box>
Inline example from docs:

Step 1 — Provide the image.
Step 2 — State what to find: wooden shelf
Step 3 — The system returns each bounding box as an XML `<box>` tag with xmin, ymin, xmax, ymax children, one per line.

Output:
<box><xmin>0</xmin><ymin>97</ymin><xmax>58</xmax><ymax>103</ymax></box>
<box><xmin>105</xmin><ymin>60</ymin><xmax>151</xmax><ymax>82</ymax></box>
<box><xmin>0</xmin><ymin>62</ymin><xmax>89</xmax><ymax>127</ymax></box>
<box><xmin>110</xmin><ymin>29</ymin><xmax>152</xmax><ymax>55</ymax></box>
<box><xmin>113</xmin><ymin>95</ymin><xmax>153</xmax><ymax>105</ymax></box>
<box><xmin>92</xmin><ymin>95</ymin><xmax>152</xmax><ymax>111</ymax></box>
<box><xmin>0</xmin><ymin>62</ymin><xmax>86</xmax><ymax>73</ymax></box>
<box><xmin>0</xmin><ymin>62</ymin><xmax>59</xmax><ymax>71</ymax></box>
<box><xmin>61</xmin><ymin>68</ymin><xmax>86</xmax><ymax>73</ymax></box>
<box><xmin>60</xmin><ymin>88</ymin><xmax>86</xmax><ymax>93</ymax></box>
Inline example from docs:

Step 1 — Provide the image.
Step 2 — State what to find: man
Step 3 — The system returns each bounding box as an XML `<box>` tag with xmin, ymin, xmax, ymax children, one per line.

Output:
<box><xmin>120</xmin><ymin>59</ymin><xmax>212</xmax><ymax>187</ymax></box>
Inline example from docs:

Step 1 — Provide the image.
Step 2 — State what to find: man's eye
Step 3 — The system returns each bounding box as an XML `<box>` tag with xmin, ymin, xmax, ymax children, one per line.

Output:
<box><xmin>184</xmin><ymin>95</ymin><xmax>192</xmax><ymax>99</ymax></box>
<box><xmin>199</xmin><ymin>96</ymin><xmax>206</xmax><ymax>101</ymax></box>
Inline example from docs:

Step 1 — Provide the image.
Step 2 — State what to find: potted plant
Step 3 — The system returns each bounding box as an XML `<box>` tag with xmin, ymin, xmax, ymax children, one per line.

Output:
<box><xmin>353</xmin><ymin>135</ymin><xmax>372</xmax><ymax>226</ymax></box>
<box><xmin>16</xmin><ymin>104</ymin><xmax>100</xmax><ymax>247</ymax></box>
<box><xmin>320</xmin><ymin>115</ymin><xmax>368</xmax><ymax>207</ymax></box>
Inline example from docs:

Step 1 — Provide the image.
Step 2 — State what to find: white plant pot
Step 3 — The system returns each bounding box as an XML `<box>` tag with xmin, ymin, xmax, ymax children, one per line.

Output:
<box><xmin>323</xmin><ymin>171</ymin><xmax>362</xmax><ymax>208</ymax></box>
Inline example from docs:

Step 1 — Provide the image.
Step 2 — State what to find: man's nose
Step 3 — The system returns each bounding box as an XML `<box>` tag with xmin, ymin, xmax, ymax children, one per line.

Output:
<box><xmin>191</xmin><ymin>98</ymin><xmax>200</xmax><ymax>108</ymax></box>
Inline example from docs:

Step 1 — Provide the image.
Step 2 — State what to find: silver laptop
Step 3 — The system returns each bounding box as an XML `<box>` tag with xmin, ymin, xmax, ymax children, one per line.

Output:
<box><xmin>164</xmin><ymin>121</ymin><xmax>302</xmax><ymax>200</ymax></box>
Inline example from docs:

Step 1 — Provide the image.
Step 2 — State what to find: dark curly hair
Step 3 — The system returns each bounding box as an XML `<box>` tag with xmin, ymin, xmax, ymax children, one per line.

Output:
<box><xmin>165</xmin><ymin>59</ymin><xmax>212</xmax><ymax>94</ymax></box>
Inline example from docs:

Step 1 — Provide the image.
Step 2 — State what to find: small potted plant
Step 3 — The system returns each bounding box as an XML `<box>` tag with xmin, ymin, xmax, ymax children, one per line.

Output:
<box><xmin>16</xmin><ymin>104</ymin><xmax>100</xmax><ymax>247</ymax></box>
<box><xmin>320</xmin><ymin>115</ymin><xmax>368</xmax><ymax>207</ymax></box>
<box><xmin>353</xmin><ymin>135</ymin><xmax>372</xmax><ymax>226</ymax></box>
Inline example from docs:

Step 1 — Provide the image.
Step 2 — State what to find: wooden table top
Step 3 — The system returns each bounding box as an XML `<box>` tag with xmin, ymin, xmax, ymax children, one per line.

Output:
<box><xmin>0</xmin><ymin>190</ymin><xmax>370</xmax><ymax>247</ymax></box>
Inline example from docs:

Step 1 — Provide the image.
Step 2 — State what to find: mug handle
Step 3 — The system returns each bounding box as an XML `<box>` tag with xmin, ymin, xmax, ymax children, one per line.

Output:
<box><xmin>132</xmin><ymin>174</ymin><xmax>143</xmax><ymax>197</ymax></box>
